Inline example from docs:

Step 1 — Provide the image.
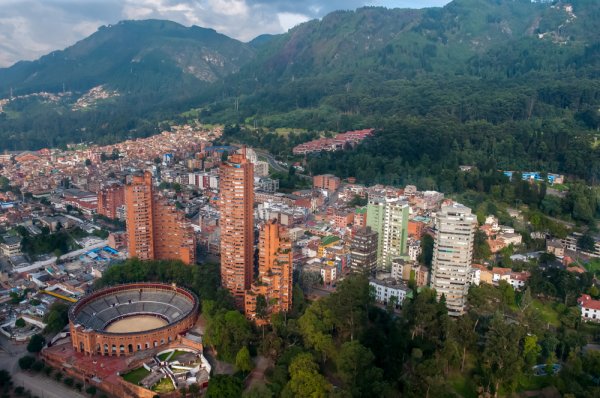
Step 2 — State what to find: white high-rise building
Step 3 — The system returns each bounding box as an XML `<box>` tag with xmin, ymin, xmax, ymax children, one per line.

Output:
<box><xmin>430</xmin><ymin>203</ymin><xmax>477</xmax><ymax>316</ymax></box>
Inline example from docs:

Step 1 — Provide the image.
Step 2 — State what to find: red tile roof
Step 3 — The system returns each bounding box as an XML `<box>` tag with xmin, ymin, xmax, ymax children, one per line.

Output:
<box><xmin>579</xmin><ymin>294</ymin><xmax>600</xmax><ymax>311</ymax></box>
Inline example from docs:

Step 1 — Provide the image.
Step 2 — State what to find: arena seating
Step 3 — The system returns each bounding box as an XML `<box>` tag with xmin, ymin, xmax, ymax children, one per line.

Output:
<box><xmin>72</xmin><ymin>287</ymin><xmax>196</xmax><ymax>332</ymax></box>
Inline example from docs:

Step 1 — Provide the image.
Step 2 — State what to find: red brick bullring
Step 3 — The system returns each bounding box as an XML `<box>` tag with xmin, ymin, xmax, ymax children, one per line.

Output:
<box><xmin>68</xmin><ymin>282</ymin><xmax>199</xmax><ymax>357</ymax></box>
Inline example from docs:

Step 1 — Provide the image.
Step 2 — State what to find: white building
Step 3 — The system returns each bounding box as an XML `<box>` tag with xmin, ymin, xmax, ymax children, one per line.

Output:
<box><xmin>254</xmin><ymin>161</ymin><xmax>270</xmax><ymax>177</ymax></box>
<box><xmin>0</xmin><ymin>236</ymin><xmax>21</xmax><ymax>257</ymax></box>
<box><xmin>407</xmin><ymin>239</ymin><xmax>421</xmax><ymax>262</ymax></box>
<box><xmin>369</xmin><ymin>277</ymin><xmax>410</xmax><ymax>307</ymax></box>
<box><xmin>578</xmin><ymin>294</ymin><xmax>600</xmax><ymax>322</ymax></box>
<box><xmin>430</xmin><ymin>203</ymin><xmax>477</xmax><ymax>316</ymax></box>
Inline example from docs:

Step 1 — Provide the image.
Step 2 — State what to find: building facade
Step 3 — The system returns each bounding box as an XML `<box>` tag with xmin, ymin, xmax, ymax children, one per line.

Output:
<box><xmin>245</xmin><ymin>220</ymin><xmax>293</xmax><ymax>324</ymax></box>
<box><xmin>430</xmin><ymin>203</ymin><xmax>476</xmax><ymax>316</ymax></box>
<box><xmin>313</xmin><ymin>174</ymin><xmax>341</xmax><ymax>193</ymax></box>
<box><xmin>349</xmin><ymin>226</ymin><xmax>378</xmax><ymax>274</ymax></box>
<box><xmin>369</xmin><ymin>277</ymin><xmax>410</xmax><ymax>307</ymax></box>
<box><xmin>366</xmin><ymin>196</ymin><xmax>410</xmax><ymax>269</ymax></box>
<box><xmin>220</xmin><ymin>152</ymin><xmax>254</xmax><ymax>308</ymax></box>
<box><xmin>97</xmin><ymin>183</ymin><xmax>125</xmax><ymax>220</ymax></box>
<box><xmin>578</xmin><ymin>294</ymin><xmax>600</xmax><ymax>322</ymax></box>
<box><xmin>124</xmin><ymin>172</ymin><xmax>196</xmax><ymax>264</ymax></box>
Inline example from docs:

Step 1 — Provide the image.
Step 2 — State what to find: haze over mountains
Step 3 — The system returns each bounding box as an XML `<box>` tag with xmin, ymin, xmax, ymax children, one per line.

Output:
<box><xmin>0</xmin><ymin>0</ymin><xmax>598</xmax><ymax>155</ymax></box>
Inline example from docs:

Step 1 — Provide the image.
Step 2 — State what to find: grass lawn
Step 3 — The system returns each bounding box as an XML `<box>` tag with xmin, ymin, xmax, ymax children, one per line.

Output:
<box><xmin>516</xmin><ymin>374</ymin><xmax>553</xmax><ymax>392</ymax></box>
<box><xmin>158</xmin><ymin>350</ymin><xmax>189</xmax><ymax>362</ymax></box>
<box><xmin>170</xmin><ymin>350</ymin><xmax>188</xmax><ymax>361</ymax></box>
<box><xmin>152</xmin><ymin>377</ymin><xmax>175</xmax><ymax>393</ymax></box>
<box><xmin>157</xmin><ymin>351</ymin><xmax>172</xmax><ymax>361</ymax></box>
<box><xmin>532</xmin><ymin>299</ymin><xmax>560</xmax><ymax>327</ymax></box>
<box><xmin>122</xmin><ymin>367</ymin><xmax>150</xmax><ymax>385</ymax></box>
<box><xmin>584</xmin><ymin>258</ymin><xmax>600</xmax><ymax>274</ymax></box>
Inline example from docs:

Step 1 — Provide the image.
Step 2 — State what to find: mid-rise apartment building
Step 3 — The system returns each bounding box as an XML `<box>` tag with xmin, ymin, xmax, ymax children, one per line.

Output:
<box><xmin>313</xmin><ymin>174</ymin><xmax>341</xmax><ymax>193</ymax></box>
<box><xmin>124</xmin><ymin>171</ymin><xmax>196</xmax><ymax>265</ymax></box>
<box><xmin>97</xmin><ymin>183</ymin><xmax>125</xmax><ymax>220</ymax></box>
<box><xmin>349</xmin><ymin>226</ymin><xmax>378</xmax><ymax>274</ymax></box>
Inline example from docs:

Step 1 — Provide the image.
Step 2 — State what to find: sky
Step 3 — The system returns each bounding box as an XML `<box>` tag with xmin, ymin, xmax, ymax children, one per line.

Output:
<box><xmin>0</xmin><ymin>0</ymin><xmax>451</xmax><ymax>68</ymax></box>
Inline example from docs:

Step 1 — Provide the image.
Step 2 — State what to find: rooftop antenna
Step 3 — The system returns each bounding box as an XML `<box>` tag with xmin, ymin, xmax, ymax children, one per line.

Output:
<box><xmin>9</xmin><ymin>87</ymin><xmax>13</xmax><ymax>99</ymax></box>
<box><xmin>62</xmin><ymin>83</ymin><xmax>66</xmax><ymax>94</ymax></box>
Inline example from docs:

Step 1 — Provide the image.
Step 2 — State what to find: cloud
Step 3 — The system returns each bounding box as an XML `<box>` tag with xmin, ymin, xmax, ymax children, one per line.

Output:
<box><xmin>0</xmin><ymin>0</ymin><xmax>451</xmax><ymax>67</ymax></box>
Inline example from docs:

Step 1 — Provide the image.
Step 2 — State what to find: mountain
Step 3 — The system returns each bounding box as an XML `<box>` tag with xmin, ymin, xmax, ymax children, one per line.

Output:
<box><xmin>195</xmin><ymin>0</ymin><xmax>600</xmax><ymax>127</ymax></box>
<box><xmin>0</xmin><ymin>19</ymin><xmax>255</xmax><ymax>97</ymax></box>
<box><xmin>0</xmin><ymin>0</ymin><xmax>599</xmax><ymax>173</ymax></box>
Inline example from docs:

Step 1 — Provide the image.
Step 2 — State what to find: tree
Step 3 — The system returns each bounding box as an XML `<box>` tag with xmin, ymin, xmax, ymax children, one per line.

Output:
<box><xmin>235</xmin><ymin>346</ymin><xmax>253</xmax><ymax>374</ymax></box>
<box><xmin>204</xmin><ymin>310</ymin><xmax>252</xmax><ymax>363</ymax></box>
<box><xmin>15</xmin><ymin>318</ymin><xmax>26</xmax><ymax>328</ymax></box>
<box><xmin>298</xmin><ymin>299</ymin><xmax>335</xmax><ymax>363</ymax></box>
<box><xmin>84</xmin><ymin>159</ymin><xmax>92</xmax><ymax>166</ymax></box>
<box><xmin>0</xmin><ymin>369</ymin><xmax>11</xmax><ymax>388</ymax></box>
<box><xmin>474</xmin><ymin>229</ymin><xmax>491</xmax><ymax>260</ymax></box>
<box><xmin>18</xmin><ymin>355</ymin><xmax>35</xmax><ymax>370</ymax></box>
<box><xmin>523</xmin><ymin>335</ymin><xmax>542</xmax><ymax>369</ymax></box>
<box><xmin>578</xmin><ymin>234</ymin><xmax>596</xmax><ymax>253</ymax></box>
<box><xmin>481</xmin><ymin>313</ymin><xmax>524</xmax><ymax>396</ymax></box>
<box><xmin>86</xmin><ymin>386</ymin><xmax>97</xmax><ymax>396</ymax></box>
<box><xmin>27</xmin><ymin>334</ymin><xmax>45</xmax><ymax>353</ymax></box>
<box><xmin>498</xmin><ymin>280</ymin><xmax>516</xmax><ymax>307</ymax></box>
<box><xmin>419</xmin><ymin>234</ymin><xmax>434</xmax><ymax>267</ymax></box>
<box><xmin>206</xmin><ymin>375</ymin><xmax>243</xmax><ymax>398</ymax></box>
<box><xmin>242</xmin><ymin>383</ymin><xmax>273</xmax><ymax>398</ymax></box>
<box><xmin>44</xmin><ymin>302</ymin><xmax>70</xmax><ymax>333</ymax></box>
<box><xmin>328</xmin><ymin>275</ymin><xmax>372</xmax><ymax>342</ymax></box>
<box><xmin>284</xmin><ymin>353</ymin><xmax>332</xmax><ymax>398</ymax></box>
<box><xmin>336</xmin><ymin>341</ymin><xmax>385</xmax><ymax>397</ymax></box>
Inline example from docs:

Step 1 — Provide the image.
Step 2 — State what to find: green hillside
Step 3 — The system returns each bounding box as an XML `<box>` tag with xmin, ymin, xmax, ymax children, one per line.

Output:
<box><xmin>0</xmin><ymin>0</ymin><xmax>598</xmax><ymax>184</ymax></box>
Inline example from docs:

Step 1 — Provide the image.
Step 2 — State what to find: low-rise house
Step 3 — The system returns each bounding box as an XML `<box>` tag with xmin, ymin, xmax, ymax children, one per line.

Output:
<box><xmin>546</xmin><ymin>239</ymin><xmax>565</xmax><ymax>257</ymax></box>
<box><xmin>0</xmin><ymin>236</ymin><xmax>21</xmax><ymax>257</ymax></box>
<box><xmin>579</xmin><ymin>294</ymin><xmax>600</xmax><ymax>322</ymax></box>
<box><xmin>369</xmin><ymin>277</ymin><xmax>410</xmax><ymax>307</ymax></box>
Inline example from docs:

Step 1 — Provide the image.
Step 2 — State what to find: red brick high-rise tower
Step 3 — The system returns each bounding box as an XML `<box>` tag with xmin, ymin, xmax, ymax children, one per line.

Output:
<box><xmin>245</xmin><ymin>220</ymin><xmax>293</xmax><ymax>324</ymax></box>
<box><xmin>125</xmin><ymin>171</ymin><xmax>195</xmax><ymax>264</ymax></box>
<box><xmin>219</xmin><ymin>152</ymin><xmax>254</xmax><ymax>308</ymax></box>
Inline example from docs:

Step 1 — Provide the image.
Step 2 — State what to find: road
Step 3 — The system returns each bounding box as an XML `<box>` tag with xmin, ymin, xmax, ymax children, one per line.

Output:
<box><xmin>0</xmin><ymin>335</ymin><xmax>86</xmax><ymax>398</ymax></box>
<box><xmin>254</xmin><ymin>149</ymin><xmax>311</xmax><ymax>180</ymax></box>
<box><xmin>245</xmin><ymin>356</ymin><xmax>271</xmax><ymax>389</ymax></box>
<box><xmin>12</xmin><ymin>371</ymin><xmax>87</xmax><ymax>398</ymax></box>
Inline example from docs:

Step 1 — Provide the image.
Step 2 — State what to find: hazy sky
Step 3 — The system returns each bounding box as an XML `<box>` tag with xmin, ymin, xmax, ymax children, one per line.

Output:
<box><xmin>0</xmin><ymin>0</ymin><xmax>451</xmax><ymax>67</ymax></box>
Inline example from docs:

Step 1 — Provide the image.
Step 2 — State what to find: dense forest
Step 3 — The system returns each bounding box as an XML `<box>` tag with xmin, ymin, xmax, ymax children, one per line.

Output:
<box><xmin>95</xmin><ymin>259</ymin><xmax>600</xmax><ymax>397</ymax></box>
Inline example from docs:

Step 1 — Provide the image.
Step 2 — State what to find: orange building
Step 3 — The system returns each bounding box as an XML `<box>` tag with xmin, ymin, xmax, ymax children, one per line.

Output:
<box><xmin>408</xmin><ymin>220</ymin><xmax>425</xmax><ymax>238</ymax></box>
<box><xmin>245</xmin><ymin>220</ymin><xmax>293</xmax><ymax>324</ymax></box>
<box><xmin>124</xmin><ymin>172</ymin><xmax>196</xmax><ymax>264</ymax></box>
<box><xmin>97</xmin><ymin>183</ymin><xmax>125</xmax><ymax>219</ymax></box>
<box><xmin>313</xmin><ymin>174</ymin><xmax>341</xmax><ymax>193</ymax></box>
<box><xmin>220</xmin><ymin>153</ymin><xmax>254</xmax><ymax>308</ymax></box>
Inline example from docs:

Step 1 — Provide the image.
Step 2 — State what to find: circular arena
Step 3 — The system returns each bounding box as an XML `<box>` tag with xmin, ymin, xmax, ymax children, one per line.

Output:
<box><xmin>68</xmin><ymin>283</ymin><xmax>199</xmax><ymax>357</ymax></box>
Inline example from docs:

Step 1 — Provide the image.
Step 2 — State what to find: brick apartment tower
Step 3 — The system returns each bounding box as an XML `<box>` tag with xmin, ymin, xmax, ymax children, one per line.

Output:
<box><xmin>97</xmin><ymin>183</ymin><xmax>125</xmax><ymax>219</ymax></box>
<box><xmin>245</xmin><ymin>220</ymin><xmax>293</xmax><ymax>324</ymax></box>
<box><xmin>219</xmin><ymin>152</ymin><xmax>254</xmax><ymax>308</ymax></box>
<box><xmin>124</xmin><ymin>171</ymin><xmax>196</xmax><ymax>264</ymax></box>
